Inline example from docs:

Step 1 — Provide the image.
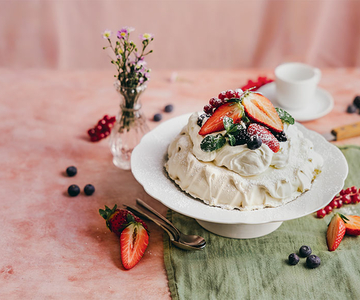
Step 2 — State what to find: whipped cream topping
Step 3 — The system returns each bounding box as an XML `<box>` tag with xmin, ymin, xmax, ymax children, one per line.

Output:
<box><xmin>165</xmin><ymin>112</ymin><xmax>323</xmax><ymax>210</ymax></box>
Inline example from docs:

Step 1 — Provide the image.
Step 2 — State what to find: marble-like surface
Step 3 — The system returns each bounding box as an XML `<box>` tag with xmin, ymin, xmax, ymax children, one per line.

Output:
<box><xmin>1</xmin><ymin>68</ymin><xmax>360</xmax><ymax>299</ymax></box>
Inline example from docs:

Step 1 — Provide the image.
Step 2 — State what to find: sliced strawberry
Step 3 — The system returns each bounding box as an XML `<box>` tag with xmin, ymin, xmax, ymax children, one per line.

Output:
<box><xmin>327</xmin><ymin>213</ymin><xmax>346</xmax><ymax>251</ymax></box>
<box><xmin>120</xmin><ymin>222</ymin><xmax>149</xmax><ymax>270</ymax></box>
<box><xmin>247</xmin><ymin>123</ymin><xmax>280</xmax><ymax>153</ymax></box>
<box><xmin>344</xmin><ymin>215</ymin><xmax>360</xmax><ymax>236</ymax></box>
<box><xmin>242</xmin><ymin>92</ymin><xmax>283</xmax><ymax>132</ymax></box>
<box><xmin>99</xmin><ymin>205</ymin><xmax>148</xmax><ymax>236</ymax></box>
<box><xmin>199</xmin><ymin>102</ymin><xmax>244</xmax><ymax>135</ymax></box>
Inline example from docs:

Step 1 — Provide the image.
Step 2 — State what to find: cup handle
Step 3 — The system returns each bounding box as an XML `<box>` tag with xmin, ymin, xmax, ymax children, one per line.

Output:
<box><xmin>314</xmin><ymin>68</ymin><xmax>322</xmax><ymax>83</ymax></box>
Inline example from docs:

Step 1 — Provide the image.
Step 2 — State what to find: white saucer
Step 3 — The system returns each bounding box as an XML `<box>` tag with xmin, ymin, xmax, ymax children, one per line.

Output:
<box><xmin>131</xmin><ymin>114</ymin><xmax>348</xmax><ymax>239</ymax></box>
<box><xmin>257</xmin><ymin>82</ymin><xmax>334</xmax><ymax>122</ymax></box>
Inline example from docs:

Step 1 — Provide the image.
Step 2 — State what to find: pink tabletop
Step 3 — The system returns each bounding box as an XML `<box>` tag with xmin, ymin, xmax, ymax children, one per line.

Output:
<box><xmin>1</xmin><ymin>68</ymin><xmax>360</xmax><ymax>299</ymax></box>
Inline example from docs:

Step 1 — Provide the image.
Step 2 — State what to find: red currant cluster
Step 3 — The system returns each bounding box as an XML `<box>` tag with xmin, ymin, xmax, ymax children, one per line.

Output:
<box><xmin>316</xmin><ymin>186</ymin><xmax>360</xmax><ymax>218</ymax></box>
<box><xmin>203</xmin><ymin>89</ymin><xmax>242</xmax><ymax>115</ymax></box>
<box><xmin>87</xmin><ymin>115</ymin><xmax>116</xmax><ymax>142</ymax></box>
<box><xmin>240</xmin><ymin>76</ymin><xmax>273</xmax><ymax>91</ymax></box>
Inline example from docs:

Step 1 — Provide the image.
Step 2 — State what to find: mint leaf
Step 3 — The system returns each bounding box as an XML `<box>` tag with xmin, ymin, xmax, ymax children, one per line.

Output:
<box><xmin>200</xmin><ymin>134</ymin><xmax>226</xmax><ymax>152</ymax></box>
<box><xmin>223</xmin><ymin>116</ymin><xmax>234</xmax><ymax>132</ymax></box>
<box><xmin>227</xmin><ymin>133</ymin><xmax>236</xmax><ymax>146</ymax></box>
<box><xmin>276</xmin><ymin>108</ymin><xmax>294</xmax><ymax>125</ymax></box>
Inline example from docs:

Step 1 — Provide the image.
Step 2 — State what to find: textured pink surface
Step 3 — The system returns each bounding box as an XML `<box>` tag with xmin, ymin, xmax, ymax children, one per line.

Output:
<box><xmin>1</xmin><ymin>68</ymin><xmax>360</xmax><ymax>299</ymax></box>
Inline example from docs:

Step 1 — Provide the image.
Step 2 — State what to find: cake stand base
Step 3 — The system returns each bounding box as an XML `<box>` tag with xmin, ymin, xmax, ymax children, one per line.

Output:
<box><xmin>196</xmin><ymin>219</ymin><xmax>283</xmax><ymax>239</ymax></box>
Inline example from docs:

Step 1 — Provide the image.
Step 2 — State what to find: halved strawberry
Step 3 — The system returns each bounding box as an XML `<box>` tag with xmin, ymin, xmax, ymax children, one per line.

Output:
<box><xmin>242</xmin><ymin>92</ymin><xmax>283</xmax><ymax>132</ymax></box>
<box><xmin>120</xmin><ymin>222</ymin><xmax>149</xmax><ymax>270</ymax></box>
<box><xmin>344</xmin><ymin>215</ymin><xmax>360</xmax><ymax>236</ymax></box>
<box><xmin>327</xmin><ymin>213</ymin><xmax>347</xmax><ymax>251</ymax></box>
<box><xmin>99</xmin><ymin>204</ymin><xmax>148</xmax><ymax>236</ymax></box>
<box><xmin>199</xmin><ymin>102</ymin><xmax>244</xmax><ymax>135</ymax></box>
<box><xmin>247</xmin><ymin>123</ymin><xmax>280</xmax><ymax>153</ymax></box>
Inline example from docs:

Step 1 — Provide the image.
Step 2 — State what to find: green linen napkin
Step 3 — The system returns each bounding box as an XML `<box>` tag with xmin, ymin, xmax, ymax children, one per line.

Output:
<box><xmin>164</xmin><ymin>145</ymin><xmax>360</xmax><ymax>300</ymax></box>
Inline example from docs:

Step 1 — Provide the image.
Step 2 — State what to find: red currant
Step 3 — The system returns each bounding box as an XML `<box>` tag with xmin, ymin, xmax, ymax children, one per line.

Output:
<box><xmin>316</xmin><ymin>209</ymin><xmax>326</xmax><ymax>218</ymax></box>
<box><xmin>104</xmin><ymin>131</ymin><xmax>110</xmax><ymax>137</ymax></box>
<box><xmin>109</xmin><ymin>116</ymin><xmax>116</xmax><ymax>123</ymax></box>
<box><xmin>218</xmin><ymin>91</ymin><xmax>227</xmax><ymax>101</ymax></box>
<box><xmin>88</xmin><ymin>128</ymin><xmax>96</xmax><ymax>136</ymax></box>
<box><xmin>351</xmin><ymin>194</ymin><xmax>360</xmax><ymax>204</ymax></box>
<box><xmin>90</xmin><ymin>135</ymin><xmax>99</xmax><ymax>142</ymax></box>
<box><xmin>340</xmin><ymin>189</ymin><xmax>346</xmax><ymax>196</ymax></box>
<box><xmin>337</xmin><ymin>199</ymin><xmax>343</xmax><ymax>208</ymax></box>
<box><xmin>324</xmin><ymin>205</ymin><xmax>333</xmax><ymax>214</ymax></box>
<box><xmin>342</xmin><ymin>194</ymin><xmax>352</xmax><ymax>204</ymax></box>
<box><xmin>209</xmin><ymin>97</ymin><xmax>222</xmax><ymax>108</ymax></box>
<box><xmin>345</xmin><ymin>187</ymin><xmax>352</xmax><ymax>194</ymax></box>
<box><xmin>351</xmin><ymin>186</ymin><xmax>357</xmax><ymax>193</ymax></box>
<box><xmin>103</xmin><ymin>115</ymin><xmax>110</xmax><ymax>121</ymax></box>
<box><xmin>98</xmin><ymin>119</ymin><xmax>107</xmax><ymax>126</ymax></box>
<box><xmin>329</xmin><ymin>199</ymin><xmax>338</xmax><ymax>209</ymax></box>
<box><xmin>225</xmin><ymin>90</ymin><xmax>234</xmax><ymax>99</ymax></box>
<box><xmin>204</xmin><ymin>104</ymin><xmax>213</xmax><ymax>114</ymax></box>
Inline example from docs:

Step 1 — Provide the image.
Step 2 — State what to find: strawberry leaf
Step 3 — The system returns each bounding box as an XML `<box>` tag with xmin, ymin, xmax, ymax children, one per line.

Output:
<box><xmin>276</xmin><ymin>108</ymin><xmax>294</xmax><ymax>125</ymax></box>
<box><xmin>200</xmin><ymin>134</ymin><xmax>226</xmax><ymax>152</ymax></box>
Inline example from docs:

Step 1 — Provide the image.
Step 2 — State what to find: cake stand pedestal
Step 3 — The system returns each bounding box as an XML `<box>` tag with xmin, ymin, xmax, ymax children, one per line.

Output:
<box><xmin>196</xmin><ymin>219</ymin><xmax>283</xmax><ymax>239</ymax></box>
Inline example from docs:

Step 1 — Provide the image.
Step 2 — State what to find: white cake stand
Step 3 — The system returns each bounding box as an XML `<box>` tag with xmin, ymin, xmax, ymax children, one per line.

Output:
<box><xmin>131</xmin><ymin>114</ymin><xmax>348</xmax><ymax>239</ymax></box>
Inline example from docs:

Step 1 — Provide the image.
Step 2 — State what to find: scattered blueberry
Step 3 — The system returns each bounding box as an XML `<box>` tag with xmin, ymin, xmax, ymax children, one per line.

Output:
<box><xmin>306</xmin><ymin>255</ymin><xmax>321</xmax><ymax>269</ymax></box>
<box><xmin>153</xmin><ymin>113</ymin><xmax>162</xmax><ymax>122</ymax></box>
<box><xmin>66</xmin><ymin>166</ymin><xmax>77</xmax><ymax>177</ymax></box>
<box><xmin>84</xmin><ymin>184</ymin><xmax>95</xmax><ymax>196</ymax></box>
<box><xmin>247</xmin><ymin>135</ymin><xmax>262</xmax><ymax>150</ymax></box>
<box><xmin>164</xmin><ymin>104</ymin><xmax>174</xmax><ymax>113</ymax></box>
<box><xmin>68</xmin><ymin>184</ymin><xmax>80</xmax><ymax>197</ymax></box>
<box><xmin>347</xmin><ymin>104</ymin><xmax>357</xmax><ymax>113</ymax></box>
<box><xmin>353</xmin><ymin>95</ymin><xmax>360</xmax><ymax>108</ymax></box>
<box><xmin>288</xmin><ymin>253</ymin><xmax>300</xmax><ymax>265</ymax></box>
<box><xmin>299</xmin><ymin>245</ymin><xmax>312</xmax><ymax>257</ymax></box>
<box><xmin>197</xmin><ymin>113</ymin><xmax>209</xmax><ymax>127</ymax></box>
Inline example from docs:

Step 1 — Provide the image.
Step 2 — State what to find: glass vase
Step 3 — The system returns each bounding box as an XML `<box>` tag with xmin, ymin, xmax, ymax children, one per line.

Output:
<box><xmin>109</xmin><ymin>81</ymin><xmax>150</xmax><ymax>170</ymax></box>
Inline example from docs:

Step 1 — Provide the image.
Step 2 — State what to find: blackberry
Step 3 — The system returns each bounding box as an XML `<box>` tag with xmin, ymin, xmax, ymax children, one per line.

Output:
<box><xmin>197</xmin><ymin>113</ymin><xmax>210</xmax><ymax>127</ymax></box>
<box><xmin>233</xmin><ymin>128</ymin><xmax>250</xmax><ymax>145</ymax></box>
<box><xmin>273</xmin><ymin>131</ymin><xmax>287</xmax><ymax>142</ymax></box>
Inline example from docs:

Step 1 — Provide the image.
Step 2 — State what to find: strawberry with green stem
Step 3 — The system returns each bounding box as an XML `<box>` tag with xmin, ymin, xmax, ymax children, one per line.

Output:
<box><xmin>327</xmin><ymin>213</ymin><xmax>348</xmax><ymax>251</ymax></box>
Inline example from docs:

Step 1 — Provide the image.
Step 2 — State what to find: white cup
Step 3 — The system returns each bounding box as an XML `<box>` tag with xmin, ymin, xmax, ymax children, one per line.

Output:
<box><xmin>275</xmin><ymin>62</ymin><xmax>321</xmax><ymax>109</ymax></box>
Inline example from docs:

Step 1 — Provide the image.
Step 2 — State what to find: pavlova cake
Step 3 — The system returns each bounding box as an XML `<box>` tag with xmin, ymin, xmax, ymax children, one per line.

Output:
<box><xmin>165</xmin><ymin>89</ymin><xmax>323</xmax><ymax>211</ymax></box>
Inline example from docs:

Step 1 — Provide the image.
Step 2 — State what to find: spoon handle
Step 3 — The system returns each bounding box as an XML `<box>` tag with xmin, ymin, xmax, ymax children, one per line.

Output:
<box><xmin>123</xmin><ymin>204</ymin><xmax>176</xmax><ymax>241</ymax></box>
<box><xmin>136</xmin><ymin>198</ymin><xmax>180</xmax><ymax>236</ymax></box>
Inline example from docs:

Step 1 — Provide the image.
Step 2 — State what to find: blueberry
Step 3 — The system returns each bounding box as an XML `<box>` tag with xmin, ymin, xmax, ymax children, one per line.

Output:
<box><xmin>347</xmin><ymin>104</ymin><xmax>357</xmax><ymax>113</ymax></box>
<box><xmin>299</xmin><ymin>245</ymin><xmax>312</xmax><ymax>257</ymax></box>
<box><xmin>66</xmin><ymin>166</ymin><xmax>77</xmax><ymax>177</ymax></box>
<box><xmin>84</xmin><ymin>184</ymin><xmax>95</xmax><ymax>196</ymax></box>
<box><xmin>68</xmin><ymin>184</ymin><xmax>80</xmax><ymax>197</ymax></box>
<box><xmin>353</xmin><ymin>95</ymin><xmax>360</xmax><ymax>108</ymax></box>
<box><xmin>288</xmin><ymin>253</ymin><xmax>300</xmax><ymax>265</ymax></box>
<box><xmin>164</xmin><ymin>104</ymin><xmax>174</xmax><ymax>113</ymax></box>
<box><xmin>247</xmin><ymin>135</ymin><xmax>262</xmax><ymax>150</ymax></box>
<box><xmin>306</xmin><ymin>255</ymin><xmax>321</xmax><ymax>269</ymax></box>
<box><xmin>153</xmin><ymin>113</ymin><xmax>162</xmax><ymax>122</ymax></box>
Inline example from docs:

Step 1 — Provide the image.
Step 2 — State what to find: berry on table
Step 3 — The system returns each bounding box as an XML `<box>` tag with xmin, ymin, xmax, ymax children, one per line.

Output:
<box><xmin>66</xmin><ymin>166</ymin><xmax>77</xmax><ymax>177</ymax></box>
<box><xmin>88</xmin><ymin>115</ymin><xmax>116</xmax><ymax>142</ymax></box>
<box><xmin>306</xmin><ymin>255</ymin><xmax>321</xmax><ymax>269</ymax></box>
<box><xmin>247</xmin><ymin>135</ymin><xmax>262</xmax><ymax>150</ymax></box>
<box><xmin>351</xmin><ymin>194</ymin><xmax>360</xmax><ymax>204</ymax></box>
<box><xmin>324</xmin><ymin>205</ymin><xmax>333</xmax><ymax>214</ymax></box>
<box><xmin>288</xmin><ymin>253</ymin><xmax>300</xmax><ymax>265</ymax></box>
<box><xmin>164</xmin><ymin>104</ymin><xmax>174</xmax><ymax>113</ymax></box>
<box><xmin>299</xmin><ymin>245</ymin><xmax>312</xmax><ymax>257</ymax></box>
<box><xmin>347</xmin><ymin>104</ymin><xmax>357</xmax><ymax>113</ymax></box>
<box><xmin>316</xmin><ymin>209</ymin><xmax>326</xmax><ymax>218</ymax></box>
<box><xmin>153</xmin><ymin>113</ymin><xmax>162</xmax><ymax>122</ymax></box>
<box><xmin>353</xmin><ymin>95</ymin><xmax>360</xmax><ymax>108</ymax></box>
<box><xmin>68</xmin><ymin>184</ymin><xmax>80</xmax><ymax>197</ymax></box>
<box><xmin>342</xmin><ymin>194</ymin><xmax>352</xmax><ymax>204</ymax></box>
<box><xmin>84</xmin><ymin>184</ymin><xmax>95</xmax><ymax>196</ymax></box>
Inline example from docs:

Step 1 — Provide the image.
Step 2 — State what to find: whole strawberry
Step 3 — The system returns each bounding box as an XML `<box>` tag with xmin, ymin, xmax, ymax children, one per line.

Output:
<box><xmin>99</xmin><ymin>204</ymin><xmax>148</xmax><ymax>236</ymax></box>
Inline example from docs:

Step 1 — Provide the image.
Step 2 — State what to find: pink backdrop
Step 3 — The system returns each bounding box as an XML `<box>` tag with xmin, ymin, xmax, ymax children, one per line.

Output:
<box><xmin>1</xmin><ymin>1</ymin><xmax>360</xmax><ymax>70</ymax></box>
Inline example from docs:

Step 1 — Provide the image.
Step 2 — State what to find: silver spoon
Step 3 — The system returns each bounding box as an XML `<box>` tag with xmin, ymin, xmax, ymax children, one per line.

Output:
<box><xmin>136</xmin><ymin>198</ymin><xmax>206</xmax><ymax>249</ymax></box>
<box><xmin>124</xmin><ymin>203</ymin><xmax>206</xmax><ymax>251</ymax></box>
